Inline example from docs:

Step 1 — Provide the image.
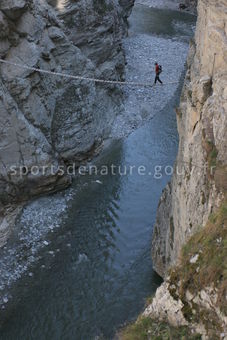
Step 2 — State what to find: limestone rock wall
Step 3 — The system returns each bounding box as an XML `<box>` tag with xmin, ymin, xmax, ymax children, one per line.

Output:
<box><xmin>152</xmin><ymin>0</ymin><xmax>227</xmax><ymax>278</ymax></box>
<box><xmin>0</xmin><ymin>0</ymin><xmax>133</xmax><ymax>212</ymax></box>
<box><xmin>145</xmin><ymin>2</ymin><xmax>227</xmax><ymax>338</ymax></box>
<box><xmin>144</xmin><ymin>278</ymin><xmax>227</xmax><ymax>339</ymax></box>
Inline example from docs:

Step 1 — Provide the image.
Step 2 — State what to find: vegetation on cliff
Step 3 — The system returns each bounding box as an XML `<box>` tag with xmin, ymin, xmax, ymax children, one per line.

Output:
<box><xmin>119</xmin><ymin>315</ymin><xmax>201</xmax><ymax>339</ymax></box>
<box><xmin>120</xmin><ymin>201</ymin><xmax>227</xmax><ymax>339</ymax></box>
<box><xmin>169</xmin><ymin>201</ymin><xmax>227</xmax><ymax>336</ymax></box>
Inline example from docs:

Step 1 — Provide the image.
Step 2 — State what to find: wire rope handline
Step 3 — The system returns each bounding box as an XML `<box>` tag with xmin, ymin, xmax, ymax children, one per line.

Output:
<box><xmin>0</xmin><ymin>58</ymin><xmax>180</xmax><ymax>88</ymax></box>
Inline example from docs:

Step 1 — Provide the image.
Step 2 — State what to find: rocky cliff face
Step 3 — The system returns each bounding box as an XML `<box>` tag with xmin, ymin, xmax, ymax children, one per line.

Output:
<box><xmin>0</xmin><ymin>0</ymin><xmax>133</xmax><ymax>244</ymax></box>
<box><xmin>152</xmin><ymin>0</ymin><xmax>227</xmax><ymax>278</ymax></box>
<box><xmin>146</xmin><ymin>0</ymin><xmax>227</xmax><ymax>338</ymax></box>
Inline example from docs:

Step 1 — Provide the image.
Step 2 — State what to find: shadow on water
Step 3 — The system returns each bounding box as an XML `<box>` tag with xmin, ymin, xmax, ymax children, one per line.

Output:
<box><xmin>0</xmin><ymin>140</ymin><xmax>163</xmax><ymax>339</ymax></box>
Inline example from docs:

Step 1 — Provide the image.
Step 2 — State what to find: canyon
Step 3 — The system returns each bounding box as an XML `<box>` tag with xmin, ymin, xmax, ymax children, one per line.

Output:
<box><xmin>0</xmin><ymin>0</ymin><xmax>226</xmax><ymax>339</ymax></box>
<box><xmin>0</xmin><ymin>0</ymin><xmax>134</xmax><ymax>246</ymax></box>
<box><xmin>145</xmin><ymin>0</ymin><xmax>227</xmax><ymax>338</ymax></box>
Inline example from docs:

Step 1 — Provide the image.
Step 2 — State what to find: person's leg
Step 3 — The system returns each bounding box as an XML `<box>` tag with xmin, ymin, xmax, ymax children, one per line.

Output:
<box><xmin>158</xmin><ymin>76</ymin><xmax>163</xmax><ymax>84</ymax></box>
<box><xmin>155</xmin><ymin>75</ymin><xmax>158</xmax><ymax>84</ymax></box>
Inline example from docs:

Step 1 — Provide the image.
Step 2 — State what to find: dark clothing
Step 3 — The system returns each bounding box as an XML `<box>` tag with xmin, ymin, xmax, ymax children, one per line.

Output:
<box><xmin>154</xmin><ymin>63</ymin><xmax>163</xmax><ymax>84</ymax></box>
<box><xmin>155</xmin><ymin>74</ymin><xmax>163</xmax><ymax>84</ymax></box>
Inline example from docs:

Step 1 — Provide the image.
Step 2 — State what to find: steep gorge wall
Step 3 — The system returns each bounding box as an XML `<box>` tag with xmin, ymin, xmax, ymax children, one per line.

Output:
<box><xmin>152</xmin><ymin>0</ymin><xmax>227</xmax><ymax>278</ymax></box>
<box><xmin>0</xmin><ymin>0</ymin><xmax>133</xmax><ymax>244</ymax></box>
<box><xmin>145</xmin><ymin>0</ymin><xmax>227</xmax><ymax>338</ymax></box>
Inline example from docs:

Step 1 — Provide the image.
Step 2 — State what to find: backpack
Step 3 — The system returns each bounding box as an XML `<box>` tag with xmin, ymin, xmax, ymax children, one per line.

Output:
<box><xmin>158</xmin><ymin>65</ymin><xmax>162</xmax><ymax>74</ymax></box>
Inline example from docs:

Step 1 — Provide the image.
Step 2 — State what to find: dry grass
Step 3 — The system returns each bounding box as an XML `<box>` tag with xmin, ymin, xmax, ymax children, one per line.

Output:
<box><xmin>170</xmin><ymin>201</ymin><xmax>227</xmax><ymax>328</ymax></box>
<box><xmin>180</xmin><ymin>201</ymin><xmax>226</xmax><ymax>306</ymax></box>
<box><xmin>120</xmin><ymin>202</ymin><xmax>227</xmax><ymax>340</ymax></box>
<box><xmin>119</xmin><ymin>316</ymin><xmax>201</xmax><ymax>340</ymax></box>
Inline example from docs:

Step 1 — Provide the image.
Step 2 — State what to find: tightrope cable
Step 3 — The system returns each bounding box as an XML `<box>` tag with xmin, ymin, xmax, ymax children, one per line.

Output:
<box><xmin>0</xmin><ymin>59</ymin><xmax>180</xmax><ymax>88</ymax></box>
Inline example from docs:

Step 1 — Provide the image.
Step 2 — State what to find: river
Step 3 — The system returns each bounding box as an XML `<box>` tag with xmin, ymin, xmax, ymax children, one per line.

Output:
<box><xmin>0</xmin><ymin>3</ymin><xmax>195</xmax><ymax>339</ymax></box>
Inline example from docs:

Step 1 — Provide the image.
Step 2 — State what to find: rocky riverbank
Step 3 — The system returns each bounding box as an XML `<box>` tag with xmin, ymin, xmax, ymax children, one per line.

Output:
<box><xmin>0</xmin><ymin>0</ymin><xmax>134</xmax><ymax>246</ymax></box>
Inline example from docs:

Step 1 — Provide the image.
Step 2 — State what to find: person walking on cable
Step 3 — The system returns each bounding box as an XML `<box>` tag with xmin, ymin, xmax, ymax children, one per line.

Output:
<box><xmin>154</xmin><ymin>62</ymin><xmax>163</xmax><ymax>85</ymax></box>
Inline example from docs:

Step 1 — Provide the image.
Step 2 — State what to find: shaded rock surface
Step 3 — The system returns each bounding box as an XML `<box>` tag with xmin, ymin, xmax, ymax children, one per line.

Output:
<box><xmin>0</xmin><ymin>0</ymin><xmax>134</xmax><ymax>242</ymax></box>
